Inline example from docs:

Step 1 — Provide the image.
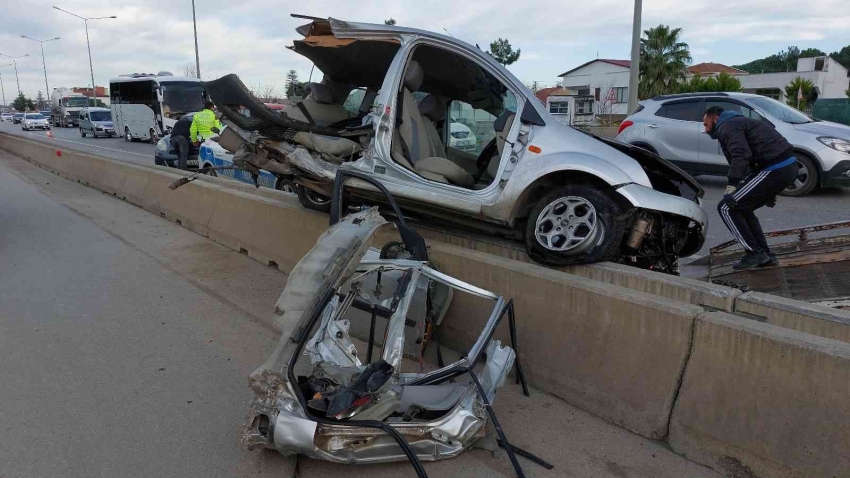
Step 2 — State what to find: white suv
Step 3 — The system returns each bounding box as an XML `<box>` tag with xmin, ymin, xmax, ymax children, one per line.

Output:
<box><xmin>617</xmin><ymin>92</ymin><xmax>850</xmax><ymax>196</ymax></box>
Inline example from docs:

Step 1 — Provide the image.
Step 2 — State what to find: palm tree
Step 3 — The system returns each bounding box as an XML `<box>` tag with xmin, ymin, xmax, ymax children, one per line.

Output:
<box><xmin>785</xmin><ymin>77</ymin><xmax>815</xmax><ymax>110</ymax></box>
<box><xmin>639</xmin><ymin>25</ymin><xmax>692</xmax><ymax>99</ymax></box>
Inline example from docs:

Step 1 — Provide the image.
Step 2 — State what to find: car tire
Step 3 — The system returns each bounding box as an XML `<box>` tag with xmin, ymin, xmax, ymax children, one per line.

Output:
<box><xmin>524</xmin><ymin>185</ymin><xmax>625</xmax><ymax>266</ymax></box>
<box><xmin>296</xmin><ymin>185</ymin><xmax>332</xmax><ymax>213</ymax></box>
<box><xmin>80</xmin><ymin>128</ymin><xmax>86</xmax><ymax>138</ymax></box>
<box><xmin>780</xmin><ymin>154</ymin><xmax>818</xmax><ymax>197</ymax></box>
<box><xmin>275</xmin><ymin>178</ymin><xmax>298</xmax><ymax>195</ymax></box>
<box><xmin>124</xmin><ymin>127</ymin><xmax>133</xmax><ymax>142</ymax></box>
<box><xmin>149</xmin><ymin>129</ymin><xmax>157</xmax><ymax>144</ymax></box>
<box><xmin>201</xmin><ymin>164</ymin><xmax>217</xmax><ymax>177</ymax></box>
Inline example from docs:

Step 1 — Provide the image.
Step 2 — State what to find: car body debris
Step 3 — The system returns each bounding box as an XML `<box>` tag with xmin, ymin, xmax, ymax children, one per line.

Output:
<box><xmin>240</xmin><ymin>177</ymin><xmax>543</xmax><ymax>476</ymax></box>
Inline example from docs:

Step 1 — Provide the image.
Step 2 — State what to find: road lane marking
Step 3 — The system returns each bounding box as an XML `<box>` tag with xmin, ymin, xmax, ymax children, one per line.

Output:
<box><xmin>5</xmin><ymin>127</ymin><xmax>150</xmax><ymax>158</ymax></box>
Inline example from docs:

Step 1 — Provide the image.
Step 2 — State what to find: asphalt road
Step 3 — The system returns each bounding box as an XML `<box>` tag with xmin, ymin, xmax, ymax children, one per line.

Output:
<box><xmin>2</xmin><ymin>119</ymin><xmax>847</xmax><ymax>257</ymax></box>
<box><xmin>0</xmin><ymin>119</ymin><xmax>155</xmax><ymax>167</ymax></box>
<box><xmin>0</xmin><ymin>151</ymin><xmax>720</xmax><ymax>477</ymax></box>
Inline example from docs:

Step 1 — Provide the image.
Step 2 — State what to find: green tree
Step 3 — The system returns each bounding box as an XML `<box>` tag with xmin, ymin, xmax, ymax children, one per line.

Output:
<box><xmin>35</xmin><ymin>91</ymin><xmax>46</xmax><ymax>109</ymax></box>
<box><xmin>384</xmin><ymin>18</ymin><xmax>396</xmax><ymax>25</ymax></box>
<box><xmin>487</xmin><ymin>38</ymin><xmax>521</xmax><ymax>66</ymax></box>
<box><xmin>12</xmin><ymin>92</ymin><xmax>30</xmax><ymax>111</ymax></box>
<box><xmin>785</xmin><ymin>77</ymin><xmax>815</xmax><ymax>110</ymax></box>
<box><xmin>734</xmin><ymin>46</ymin><xmax>825</xmax><ymax>73</ymax></box>
<box><xmin>709</xmin><ymin>72</ymin><xmax>742</xmax><ymax>92</ymax></box>
<box><xmin>677</xmin><ymin>74</ymin><xmax>706</xmax><ymax>93</ymax></box>
<box><xmin>285</xmin><ymin>70</ymin><xmax>299</xmax><ymax>97</ymax></box>
<box><xmin>638</xmin><ymin>25</ymin><xmax>691</xmax><ymax>99</ymax></box>
<box><xmin>831</xmin><ymin>45</ymin><xmax>850</xmax><ymax>69</ymax></box>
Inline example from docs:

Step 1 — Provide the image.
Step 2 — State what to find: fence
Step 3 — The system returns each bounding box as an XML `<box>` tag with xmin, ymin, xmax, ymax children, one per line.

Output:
<box><xmin>812</xmin><ymin>98</ymin><xmax>850</xmax><ymax>125</ymax></box>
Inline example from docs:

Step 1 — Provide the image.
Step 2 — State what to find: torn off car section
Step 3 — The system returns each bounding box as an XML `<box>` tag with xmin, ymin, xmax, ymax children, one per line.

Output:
<box><xmin>241</xmin><ymin>208</ymin><xmax>528</xmax><ymax>475</ymax></box>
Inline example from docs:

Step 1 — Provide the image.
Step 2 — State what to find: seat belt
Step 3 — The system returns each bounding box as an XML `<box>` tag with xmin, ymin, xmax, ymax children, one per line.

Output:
<box><xmin>297</xmin><ymin>102</ymin><xmax>316</xmax><ymax>125</ymax></box>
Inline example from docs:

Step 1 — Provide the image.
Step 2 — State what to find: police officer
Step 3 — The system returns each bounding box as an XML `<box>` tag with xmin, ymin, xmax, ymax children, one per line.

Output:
<box><xmin>703</xmin><ymin>106</ymin><xmax>799</xmax><ymax>269</ymax></box>
<box><xmin>190</xmin><ymin>101</ymin><xmax>222</xmax><ymax>146</ymax></box>
<box><xmin>169</xmin><ymin>113</ymin><xmax>193</xmax><ymax>170</ymax></box>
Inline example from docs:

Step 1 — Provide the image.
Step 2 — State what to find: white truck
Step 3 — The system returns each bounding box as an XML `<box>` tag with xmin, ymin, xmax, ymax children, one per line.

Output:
<box><xmin>51</xmin><ymin>88</ymin><xmax>89</xmax><ymax>127</ymax></box>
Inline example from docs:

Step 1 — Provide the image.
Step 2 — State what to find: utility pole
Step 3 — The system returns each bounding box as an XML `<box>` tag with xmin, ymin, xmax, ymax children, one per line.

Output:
<box><xmin>0</xmin><ymin>64</ymin><xmax>11</xmax><ymax>108</ymax></box>
<box><xmin>21</xmin><ymin>35</ymin><xmax>60</xmax><ymax>101</ymax></box>
<box><xmin>0</xmin><ymin>53</ymin><xmax>29</xmax><ymax>96</ymax></box>
<box><xmin>53</xmin><ymin>7</ymin><xmax>117</xmax><ymax>105</ymax></box>
<box><xmin>627</xmin><ymin>0</ymin><xmax>642</xmax><ymax>114</ymax></box>
<box><xmin>192</xmin><ymin>0</ymin><xmax>201</xmax><ymax>79</ymax></box>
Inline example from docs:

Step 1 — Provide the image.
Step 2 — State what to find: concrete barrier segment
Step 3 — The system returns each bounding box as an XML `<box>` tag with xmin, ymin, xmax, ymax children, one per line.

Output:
<box><xmin>736</xmin><ymin>291</ymin><xmax>850</xmax><ymax>344</ymax></box>
<box><xmin>669</xmin><ymin>311</ymin><xmax>850</xmax><ymax>477</ymax></box>
<box><xmin>427</xmin><ymin>241</ymin><xmax>704</xmax><ymax>439</ymax></box>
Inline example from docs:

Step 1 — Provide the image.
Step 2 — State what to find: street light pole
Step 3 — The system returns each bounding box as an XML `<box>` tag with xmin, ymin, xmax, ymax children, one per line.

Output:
<box><xmin>0</xmin><ymin>64</ymin><xmax>11</xmax><ymax>108</ymax></box>
<box><xmin>0</xmin><ymin>54</ymin><xmax>29</xmax><ymax>96</ymax></box>
<box><xmin>52</xmin><ymin>7</ymin><xmax>117</xmax><ymax>106</ymax></box>
<box><xmin>21</xmin><ymin>36</ymin><xmax>61</xmax><ymax>102</ymax></box>
<box><xmin>191</xmin><ymin>0</ymin><xmax>201</xmax><ymax>79</ymax></box>
<box><xmin>627</xmin><ymin>0</ymin><xmax>642</xmax><ymax>114</ymax></box>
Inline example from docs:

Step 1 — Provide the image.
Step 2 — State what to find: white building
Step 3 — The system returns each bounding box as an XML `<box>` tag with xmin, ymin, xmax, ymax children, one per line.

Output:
<box><xmin>551</xmin><ymin>59</ymin><xmax>631</xmax><ymax>126</ymax></box>
<box><xmin>738</xmin><ymin>56</ymin><xmax>850</xmax><ymax>103</ymax></box>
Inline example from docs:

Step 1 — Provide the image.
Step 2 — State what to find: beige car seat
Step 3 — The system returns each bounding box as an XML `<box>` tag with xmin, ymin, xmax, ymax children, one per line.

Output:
<box><xmin>282</xmin><ymin>82</ymin><xmax>351</xmax><ymax>126</ymax></box>
<box><xmin>392</xmin><ymin>61</ymin><xmax>473</xmax><ymax>188</ymax></box>
<box><xmin>417</xmin><ymin>94</ymin><xmax>447</xmax><ymax>159</ymax></box>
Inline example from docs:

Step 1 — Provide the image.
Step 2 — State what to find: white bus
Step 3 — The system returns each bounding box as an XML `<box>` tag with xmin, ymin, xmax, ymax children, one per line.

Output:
<box><xmin>109</xmin><ymin>72</ymin><xmax>206</xmax><ymax>142</ymax></box>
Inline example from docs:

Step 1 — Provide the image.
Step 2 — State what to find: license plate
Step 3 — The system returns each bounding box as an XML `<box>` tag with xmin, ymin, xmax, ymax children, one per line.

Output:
<box><xmin>187</xmin><ymin>160</ymin><xmax>199</xmax><ymax>166</ymax></box>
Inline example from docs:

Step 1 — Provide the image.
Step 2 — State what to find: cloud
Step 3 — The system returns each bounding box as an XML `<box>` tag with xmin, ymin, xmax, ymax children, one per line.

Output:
<box><xmin>2</xmin><ymin>0</ymin><xmax>848</xmax><ymax>101</ymax></box>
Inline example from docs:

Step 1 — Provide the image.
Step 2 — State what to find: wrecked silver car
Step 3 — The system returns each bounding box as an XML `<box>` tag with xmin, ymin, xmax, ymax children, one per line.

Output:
<box><xmin>241</xmin><ymin>191</ymin><xmax>538</xmax><ymax>476</ymax></box>
<box><xmin>205</xmin><ymin>15</ymin><xmax>707</xmax><ymax>272</ymax></box>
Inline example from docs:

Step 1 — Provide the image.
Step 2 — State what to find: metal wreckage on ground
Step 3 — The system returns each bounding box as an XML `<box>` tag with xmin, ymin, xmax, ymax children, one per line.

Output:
<box><xmin>238</xmin><ymin>172</ymin><xmax>549</xmax><ymax>477</ymax></box>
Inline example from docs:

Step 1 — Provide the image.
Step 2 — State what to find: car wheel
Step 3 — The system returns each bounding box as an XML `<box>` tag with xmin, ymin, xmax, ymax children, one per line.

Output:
<box><xmin>149</xmin><ymin>129</ymin><xmax>157</xmax><ymax>144</ymax></box>
<box><xmin>124</xmin><ymin>127</ymin><xmax>132</xmax><ymax>142</ymax></box>
<box><xmin>80</xmin><ymin>128</ymin><xmax>86</xmax><ymax>138</ymax></box>
<box><xmin>780</xmin><ymin>154</ymin><xmax>818</xmax><ymax>197</ymax></box>
<box><xmin>275</xmin><ymin>178</ymin><xmax>297</xmax><ymax>195</ymax></box>
<box><xmin>296</xmin><ymin>185</ymin><xmax>332</xmax><ymax>213</ymax></box>
<box><xmin>524</xmin><ymin>185</ymin><xmax>625</xmax><ymax>266</ymax></box>
<box><xmin>201</xmin><ymin>165</ymin><xmax>217</xmax><ymax>177</ymax></box>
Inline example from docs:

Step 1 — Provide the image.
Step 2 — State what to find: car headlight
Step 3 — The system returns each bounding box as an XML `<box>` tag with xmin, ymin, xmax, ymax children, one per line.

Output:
<box><xmin>817</xmin><ymin>137</ymin><xmax>850</xmax><ymax>153</ymax></box>
<box><xmin>156</xmin><ymin>138</ymin><xmax>168</xmax><ymax>152</ymax></box>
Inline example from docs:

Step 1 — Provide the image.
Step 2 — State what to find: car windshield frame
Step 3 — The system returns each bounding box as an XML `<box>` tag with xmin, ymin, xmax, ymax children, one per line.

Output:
<box><xmin>89</xmin><ymin>111</ymin><xmax>112</xmax><ymax>122</ymax></box>
<box><xmin>745</xmin><ymin>96</ymin><xmax>814</xmax><ymax>124</ymax></box>
<box><xmin>66</xmin><ymin>97</ymin><xmax>89</xmax><ymax>107</ymax></box>
<box><xmin>25</xmin><ymin>114</ymin><xmax>45</xmax><ymax>120</ymax></box>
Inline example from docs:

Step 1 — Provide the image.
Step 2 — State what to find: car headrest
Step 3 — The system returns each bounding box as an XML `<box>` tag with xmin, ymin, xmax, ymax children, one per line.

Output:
<box><xmin>417</xmin><ymin>94</ymin><xmax>445</xmax><ymax>122</ymax></box>
<box><xmin>306</xmin><ymin>82</ymin><xmax>334</xmax><ymax>104</ymax></box>
<box><xmin>404</xmin><ymin>61</ymin><xmax>424</xmax><ymax>92</ymax></box>
<box><xmin>494</xmin><ymin>110</ymin><xmax>515</xmax><ymax>133</ymax></box>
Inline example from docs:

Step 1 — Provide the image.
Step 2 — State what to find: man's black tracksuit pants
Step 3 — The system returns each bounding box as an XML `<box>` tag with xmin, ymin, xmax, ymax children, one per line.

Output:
<box><xmin>717</xmin><ymin>159</ymin><xmax>798</xmax><ymax>254</ymax></box>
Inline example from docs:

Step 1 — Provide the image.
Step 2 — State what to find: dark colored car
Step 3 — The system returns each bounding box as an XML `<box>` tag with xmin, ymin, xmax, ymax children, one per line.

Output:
<box><xmin>13</xmin><ymin>113</ymin><xmax>25</xmax><ymax>124</ymax></box>
<box><xmin>154</xmin><ymin>133</ymin><xmax>201</xmax><ymax>169</ymax></box>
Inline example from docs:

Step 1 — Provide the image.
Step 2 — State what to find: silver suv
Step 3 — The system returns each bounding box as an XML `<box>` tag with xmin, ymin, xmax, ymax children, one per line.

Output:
<box><xmin>617</xmin><ymin>92</ymin><xmax>850</xmax><ymax>196</ymax></box>
<box><xmin>208</xmin><ymin>16</ymin><xmax>708</xmax><ymax>270</ymax></box>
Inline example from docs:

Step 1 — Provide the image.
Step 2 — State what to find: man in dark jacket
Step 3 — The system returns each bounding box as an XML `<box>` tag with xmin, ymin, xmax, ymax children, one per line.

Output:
<box><xmin>704</xmin><ymin>106</ymin><xmax>799</xmax><ymax>269</ymax></box>
<box><xmin>170</xmin><ymin>114</ymin><xmax>193</xmax><ymax>170</ymax></box>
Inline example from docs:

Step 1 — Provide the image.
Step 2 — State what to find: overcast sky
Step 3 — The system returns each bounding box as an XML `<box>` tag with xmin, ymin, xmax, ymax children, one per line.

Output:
<box><xmin>1</xmin><ymin>0</ymin><xmax>848</xmax><ymax>102</ymax></box>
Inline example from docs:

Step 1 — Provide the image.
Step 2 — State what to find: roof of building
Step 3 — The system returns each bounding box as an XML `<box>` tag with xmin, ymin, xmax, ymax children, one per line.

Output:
<box><xmin>687</xmin><ymin>63</ymin><xmax>748</xmax><ymax>75</ymax></box>
<box><xmin>558</xmin><ymin>59</ymin><xmax>631</xmax><ymax>77</ymax></box>
<box><xmin>534</xmin><ymin>86</ymin><xmax>561</xmax><ymax>103</ymax></box>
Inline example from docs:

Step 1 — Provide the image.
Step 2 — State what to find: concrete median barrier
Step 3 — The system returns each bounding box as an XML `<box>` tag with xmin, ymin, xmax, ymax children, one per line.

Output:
<box><xmin>566</xmin><ymin>262</ymin><xmax>741</xmax><ymax>312</ymax></box>
<box><xmin>669</xmin><ymin>311</ymin><xmax>850</xmax><ymax>477</ymax></box>
<box><xmin>8</xmin><ymin>131</ymin><xmax>850</xmax><ymax>471</ymax></box>
<box><xmin>430</xmin><ymin>242</ymin><xmax>704</xmax><ymax>439</ymax></box>
<box><xmin>736</xmin><ymin>291</ymin><xmax>850</xmax><ymax>343</ymax></box>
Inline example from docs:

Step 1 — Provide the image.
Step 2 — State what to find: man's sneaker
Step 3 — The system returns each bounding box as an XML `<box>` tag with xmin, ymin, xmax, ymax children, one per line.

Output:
<box><xmin>765</xmin><ymin>252</ymin><xmax>779</xmax><ymax>267</ymax></box>
<box><xmin>732</xmin><ymin>251</ymin><xmax>772</xmax><ymax>269</ymax></box>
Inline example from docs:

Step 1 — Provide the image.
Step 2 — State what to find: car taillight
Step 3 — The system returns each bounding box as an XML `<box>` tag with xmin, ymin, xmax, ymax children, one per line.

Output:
<box><xmin>617</xmin><ymin>120</ymin><xmax>634</xmax><ymax>135</ymax></box>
